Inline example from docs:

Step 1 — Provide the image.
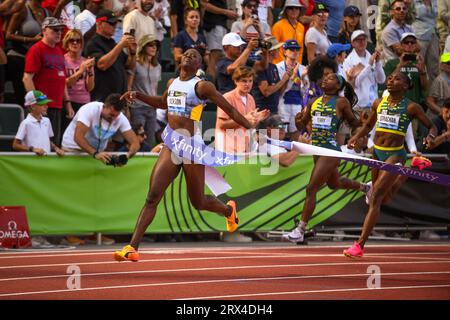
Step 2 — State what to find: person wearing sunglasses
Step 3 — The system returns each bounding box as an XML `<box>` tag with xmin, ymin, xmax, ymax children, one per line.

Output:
<box><xmin>23</xmin><ymin>17</ymin><xmax>74</xmax><ymax>147</ymax></box>
<box><xmin>381</xmin><ymin>0</ymin><xmax>414</xmax><ymax>63</ymax></box>
<box><xmin>117</xmin><ymin>122</ymin><xmax>151</xmax><ymax>152</ymax></box>
<box><xmin>62</xmin><ymin>29</ymin><xmax>95</xmax><ymax>131</ymax></box>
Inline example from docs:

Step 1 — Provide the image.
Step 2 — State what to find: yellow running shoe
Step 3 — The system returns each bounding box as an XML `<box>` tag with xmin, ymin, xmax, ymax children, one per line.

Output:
<box><xmin>114</xmin><ymin>245</ymin><xmax>139</xmax><ymax>262</ymax></box>
<box><xmin>226</xmin><ymin>200</ymin><xmax>239</xmax><ymax>233</ymax></box>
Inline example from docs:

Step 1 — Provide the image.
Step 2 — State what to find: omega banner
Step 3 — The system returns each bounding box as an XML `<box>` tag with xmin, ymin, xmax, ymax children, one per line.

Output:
<box><xmin>0</xmin><ymin>206</ymin><xmax>32</xmax><ymax>248</ymax></box>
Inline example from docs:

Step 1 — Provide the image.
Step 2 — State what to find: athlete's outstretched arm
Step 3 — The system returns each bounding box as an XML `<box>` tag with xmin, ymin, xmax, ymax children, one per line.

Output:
<box><xmin>120</xmin><ymin>79</ymin><xmax>174</xmax><ymax>109</ymax></box>
<box><xmin>197</xmin><ymin>81</ymin><xmax>253</xmax><ymax>129</ymax></box>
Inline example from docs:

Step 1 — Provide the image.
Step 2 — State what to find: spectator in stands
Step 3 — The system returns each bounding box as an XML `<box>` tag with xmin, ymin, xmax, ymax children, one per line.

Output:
<box><xmin>23</xmin><ymin>17</ymin><xmax>74</xmax><ymax>146</ymax></box>
<box><xmin>128</xmin><ymin>34</ymin><xmax>161</xmax><ymax>148</ymax></box>
<box><xmin>319</xmin><ymin>0</ymin><xmax>345</xmax><ymax>43</ymax></box>
<box><xmin>383</xmin><ymin>32</ymin><xmax>427</xmax><ymax>106</ymax></box>
<box><xmin>437</xmin><ymin>0</ymin><xmax>449</xmax><ymax>52</ymax></box>
<box><xmin>305</xmin><ymin>3</ymin><xmax>331</xmax><ymax>64</ymax></box>
<box><xmin>327</xmin><ymin>43</ymin><xmax>351</xmax><ymax>77</ymax></box>
<box><xmin>337</xmin><ymin>5</ymin><xmax>362</xmax><ymax>45</ymax></box>
<box><xmin>298</xmin><ymin>0</ymin><xmax>315</xmax><ymax>30</ymax></box>
<box><xmin>150</xmin><ymin>0</ymin><xmax>169</xmax><ymax>42</ymax></box>
<box><xmin>117</xmin><ymin>122</ymin><xmax>151</xmax><ymax>152</ymax></box>
<box><xmin>63</xmin><ymin>29</ymin><xmax>95</xmax><ymax>122</ymax></box>
<box><xmin>256</xmin><ymin>0</ymin><xmax>273</xmax><ymax>26</ymax></box>
<box><xmin>251</xmin><ymin>36</ymin><xmax>287</xmax><ymax>115</ymax></box>
<box><xmin>376</xmin><ymin>0</ymin><xmax>416</xmax><ymax>45</ymax></box>
<box><xmin>343</xmin><ymin>30</ymin><xmax>385</xmax><ymax>118</ymax></box>
<box><xmin>13</xmin><ymin>90</ymin><xmax>64</xmax><ymax>156</ymax></box>
<box><xmin>172</xmin><ymin>7</ymin><xmax>209</xmax><ymax>71</ymax></box>
<box><xmin>216</xmin><ymin>32</ymin><xmax>264</xmax><ymax>94</ymax></box>
<box><xmin>381</xmin><ymin>0</ymin><xmax>414</xmax><ymax>63</ymax></box>
<box><xmin>231</xmin><ymin>0</ymin><xmax>271</xmax><ymax>41</ymax></box>
<box><xmin>215</xmin><ymin>66</ymin><xmax>269</xmax><ymax>154</ymax></box>
<box><xmin>74</xmin><ymin>0</ymin><xmax>105</xmax><ymax>40</ymax></box>
<box><xmin>5</xmin><ymin>0</ymin><xmax>49</xmax><ymax>106</ymax></box>
<box><xmin>271</xmin><ymin>0</ymin><xmax>305</xmax><ymax>64</ymax></box>
<box><xmin>169</xmin><ymin>0</ymin><xmax>201</xmax><ymax>38</ymax></box>
<box><xmin>62</xmin><ymin>93</ymin><xmax>139</xmax><ymax>162</ymax></box>
<box><xmin>122</xmin><ymin>0</ymin><xmax>156</xmax><ymax>43</ymax></box>
<box><xmin>203</xmin><ymin>0</ymin><xmax>239</xmax><ymax>79</ymax></box>
<box><xmin>345</xmin><ymin>0</ymin><xmax>371</xmax><ymax>44</ymax></box>
<box><xmin>276</xmin><ymin>39</ymin><xmax>306</xmax><ymax>138</ymax></box>
<box><xmin>84</xmin><ymin>9</ymin><xmax>137</xmax><ymax>102</ymax></box>
<box><xmin>426</xmin><ymin>97</ymin><xmax>450</xmax><ymax>155</ymax></box>
<box><xmin>426</xmin><ymin>53</ymin><xmax>450</xmax><ymax>118</ymax></box>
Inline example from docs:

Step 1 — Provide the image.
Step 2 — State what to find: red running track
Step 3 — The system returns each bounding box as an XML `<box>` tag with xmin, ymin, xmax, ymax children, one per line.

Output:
<box><xmin>0</xmin><ymin>244</ymin><xmax>450</xmax><ymax>300</ymax></box>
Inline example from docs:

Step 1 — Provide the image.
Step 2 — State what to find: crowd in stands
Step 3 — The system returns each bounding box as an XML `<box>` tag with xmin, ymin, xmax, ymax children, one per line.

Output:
<box><xmin>1</xmin><ymin>0</ymin><xmax>450</xmax><ymax>244</ymax></box>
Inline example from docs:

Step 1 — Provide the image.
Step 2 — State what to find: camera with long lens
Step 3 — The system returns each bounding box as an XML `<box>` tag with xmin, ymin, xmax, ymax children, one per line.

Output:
<box><xmin>106</xmin><ymin>154</ymin><xmax>128</xmax><ymax>167</ymax></box>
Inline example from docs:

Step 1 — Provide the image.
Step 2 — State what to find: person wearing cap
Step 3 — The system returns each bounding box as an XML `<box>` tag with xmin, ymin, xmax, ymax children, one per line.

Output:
<box><xmin>319</xmin><ymin>0</ymin><xmax>345</xmax><ymax>43</ymax></box>
<box><xmin>305</xmin><ymin>3</ymin><xmax>331</xmax><ymax>64</ymax></box>
<box><xmin>216</xmin><ymin>32</ymin><xmax>266</xmax><ymax>94</ymax></box>
<box><xmin>337</xmin><ymin>5</ymin><xmax>362</xmax><ymax>45</ymax></box>
<box><xmin>128</xmin><ymin>34</ymin><xmax>162</xmax><ymax>148</ymax></box>
<box><xmin>84</xmin><ymin>9</ymin><xmax>137</xmax><ymax>102</ymax></box>
<box><xmin>172</xmin><ymin>8</ymin><xmax>209</xmax><ymax>70</ymax></box>
<box><xmin>426</xmin><ymin>53</ymin><xmax>450</xmax><ymax>117</ymax></box>
<box><xmin>383</xmin><ymin>32</ymin><xmax>427</xmax><ymax>106</ymax></box>
<box><xmin>13</xmin><ymin>90</ymin><xmax>64</xmax><ymax>156</ymax></box>
<box><xmin>345</xmin><ymin>1</ymin><xmax>371</xmax><ymax>43</ymax></box>
<box><xmin>326</xmin><ymin>43</ymin><xmax>351</xmax><ymax>77</ymax></box>
<box><xmin>5</xmin><ymin>0</ymin><xmax>50</xmax><ymax>106</ymax></box>
<box><xmin>231</xmin><ymin>0</ymin><xmax>271</xmax><ymax>42</ymax></box>
<box><xmin>122</xmin><ymin>0</ymin><xmax>157</xmax><ymax>44</ymax></box>
<box><xmin>74</xmin><ymin>0</ymin><xmax>105</xmax><ymax>37</ymax></box>
<box><xmin>23</xmin><ymin>17</ymin><xmax>74</xmax><ymax>147</ymax></box>
<box><xmin>343</xmin><ymin>30</ymin><xmax>385</xmax><ymax>118</ymax></box>
<box><xmin>276</xmin><ymin>39</ymin><xmax>307</xmax><ymax>137</ymax></box>
<box><xmin>381</xmin><ymin>0</ymin><xmax>414</xmax><ymax>63</ymax></box>
<box><xmin>271</xmin><ymin>0</ymin><xmax>305</xmax><ymax>64</ymax></box>
<box><xmin>251</xmin><ymin>37</ymin><xmax>289</xmax><ymax>114</ymax></box>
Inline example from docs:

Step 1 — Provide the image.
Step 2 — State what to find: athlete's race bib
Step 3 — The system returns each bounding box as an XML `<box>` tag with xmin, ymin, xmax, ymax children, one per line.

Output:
<box><xmin>378</xmin><ymin>113</ymin><xmax>400</xmax><ymax>130</ymax></box>
<box><xmin>312</xmin><ymin>115</ymin><xmax>332</xmax><ymax>129</ymax></box>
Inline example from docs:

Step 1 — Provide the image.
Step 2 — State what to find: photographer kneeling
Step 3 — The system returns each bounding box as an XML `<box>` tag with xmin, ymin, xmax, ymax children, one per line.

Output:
<box><xmin>62</xmin><ymin>93</ymin><xmax>139</xmax><ymax>166</ymax></box>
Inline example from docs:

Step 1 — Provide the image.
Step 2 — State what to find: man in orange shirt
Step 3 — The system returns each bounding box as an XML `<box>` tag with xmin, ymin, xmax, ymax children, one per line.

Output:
<box><xmin>271</xmin><ymin>0</ymin><xmax>305</xmax><ymax>64</ymax></box>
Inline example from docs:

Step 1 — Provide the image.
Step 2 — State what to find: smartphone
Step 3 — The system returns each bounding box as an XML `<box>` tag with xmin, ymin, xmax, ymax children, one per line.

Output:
<box><xmin>129</xmin><ymin>28</ymin><xmax>135</xmax><ymax>37</ymax></box>
<box><xmin>404</xmin><ymin>54</ymin><xmax>416</xmax><ymax>62</ymax></box>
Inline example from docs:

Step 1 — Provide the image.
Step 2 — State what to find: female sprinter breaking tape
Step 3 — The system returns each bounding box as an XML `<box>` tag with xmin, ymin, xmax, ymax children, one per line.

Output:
<box><xmin>114</xmin><ymin>49</ymin><xmax>255</xmax><ymax>262</ymax></box>
<box><xmin>344</xmin><ymin>72</ymin><xmax>437</xmax><ymax>258</ymax></box>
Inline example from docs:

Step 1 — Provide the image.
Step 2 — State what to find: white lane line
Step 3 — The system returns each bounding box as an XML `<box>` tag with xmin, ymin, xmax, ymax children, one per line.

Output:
<box><xmin>1</xmin><ymin>260</ymin><xmax>450</xmax><ymax>283</ymax></box>
<box><xmin>178</xmin><ymin>284</ymin><xmax>450</xmax><ymax>300</ymax></box>
<box><xmin>1</xmin><ymin>271</ymin><xmax>449</xmax><ymax>298</ymax></box>
<box><xmin>1</xmin><ymin>244</ymin><xmax>449</xmax><ymax>258</ymax></box>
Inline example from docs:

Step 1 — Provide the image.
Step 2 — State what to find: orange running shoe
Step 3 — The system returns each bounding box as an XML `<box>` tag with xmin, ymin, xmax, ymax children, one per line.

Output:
<box><xmin>114</xmin><ymin>245</ymin><xmax>139</xmax><ymax>262</ymax></box>
<box><xmin>226</xmin><ymin>200</ymin><xmax>239</xmax><ymax>233</ymax></box>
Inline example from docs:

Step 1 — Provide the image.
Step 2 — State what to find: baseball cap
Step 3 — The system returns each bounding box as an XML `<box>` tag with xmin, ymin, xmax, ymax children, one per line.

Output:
<box><xmin>344</xmin><ymin>5</ymin><xmax>362</xmax><ymax>17</ymax></box>
<box><xmin>24</xmin><ymin>90</ymin><xmax>53</xmax><ymax>106</ymax></box>
<box><xmin>441</xmin><ymin>52</ymin><xmax>450</xmax><ymax>63</ymax></box>
<box><xmin>41</xmin><ymin>17</ymin><xmax>65</xmax><ymax>29</ymax></box>
<box><xmin>96</xmin><ymin>9</ymin><xmax>118</xmax><ymax>24</ymax></box>
<box><xmin>222</xmin><ymin>33</ymin><xmax>246</xmax><ymax>47</ymax></box>
<box><xmin>283</xmin><ymin>39</ymin><xmax>300</xmax><ymax>50</ymax></box>
<box><xmin>312</xmin><ymin>2</ymin><xmax>329</xmax><ymax>14</ymax></box>
<box><xmin>351</xmin><ymin>30</ymin><xmax>367</xmax><ymax>42</ymax></box>
<box><xmin>327</xmin><ymin>43</ymin><xmax>351</xmax><ymax>58</ymax></box>
<box><xmin>400</xmin><ymin>32</ymin><xmax>417</xmax><ymax>43</ymax></box>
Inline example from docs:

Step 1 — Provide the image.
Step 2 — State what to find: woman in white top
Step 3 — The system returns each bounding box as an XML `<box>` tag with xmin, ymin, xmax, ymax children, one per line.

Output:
<box><xmin>305</xmin><ymin>4</ymin><xmax>331</xmax><ymax>64</ymax></box>
<box><xmin>231</xmin><ymin>0</ymin><xmax>271</xmax><ymax>41</ymax></box>
<box><xmin>128</xmin><ymin>34</ymin><xmax>162</xmax><ymax>147</ymax></box>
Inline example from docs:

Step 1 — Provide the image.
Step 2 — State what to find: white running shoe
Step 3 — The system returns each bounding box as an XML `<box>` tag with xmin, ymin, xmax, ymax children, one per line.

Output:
<box><xmin>283</xmin><ymin>227</ymin><xmax>304</xmax><ymax>243</ymax></box>
<box><xmin>365</xmin><ymin>181</ymin><xmax>373</xmax><ymax>205</ymax></box>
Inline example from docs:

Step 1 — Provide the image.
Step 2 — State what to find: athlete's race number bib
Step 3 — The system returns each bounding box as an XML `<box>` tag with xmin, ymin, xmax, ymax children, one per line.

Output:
<box><xmin>378</xmin><ymin>113</ymin><xmax>400</xmax><ymax>130</ymax></box>
<box><xmin>312</xmin><ymin>115</ymin><xmax>332</xmax><ymax>129</ymax></box>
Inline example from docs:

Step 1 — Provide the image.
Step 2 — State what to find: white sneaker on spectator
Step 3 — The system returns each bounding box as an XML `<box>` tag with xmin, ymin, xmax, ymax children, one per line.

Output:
<box><xmin>283</xmin><ymin>227</ymin><xmax>304</xmax><ymax>243</ymax></box>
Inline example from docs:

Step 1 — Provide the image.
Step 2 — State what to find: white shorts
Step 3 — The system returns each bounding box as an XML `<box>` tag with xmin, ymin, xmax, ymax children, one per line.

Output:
<box><xmin>278</xmin><ymin>102</ymin><xmax>303</xmax><ymax>133</ymax></box>
<box><xmin>205</xmin><ymin>25</ymin><xmax>227</xmax><ymax>51</ymax></box>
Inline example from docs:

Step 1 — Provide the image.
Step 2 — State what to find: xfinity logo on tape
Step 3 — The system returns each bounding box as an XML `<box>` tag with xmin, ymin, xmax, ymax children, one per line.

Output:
<box><xmin>0</xmin><ymin>220</ymin><xmax>30</xmax><ymax>239</ymax></box>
